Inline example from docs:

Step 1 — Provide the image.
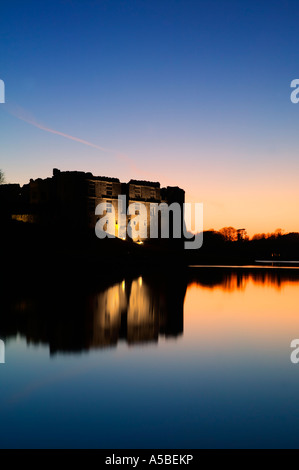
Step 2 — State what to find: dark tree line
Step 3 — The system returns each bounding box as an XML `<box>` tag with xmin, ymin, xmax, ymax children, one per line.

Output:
<box><xmin>187</xmin><ymin>227</ymin><xmax>299</xmax><ymax>264</ymax></box>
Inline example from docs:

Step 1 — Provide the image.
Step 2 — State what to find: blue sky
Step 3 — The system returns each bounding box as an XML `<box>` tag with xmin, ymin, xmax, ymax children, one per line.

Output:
<box><xmin>1</xmin><ymin>0</ymin><xmax>299</xmax><ymax>234</ymax></box>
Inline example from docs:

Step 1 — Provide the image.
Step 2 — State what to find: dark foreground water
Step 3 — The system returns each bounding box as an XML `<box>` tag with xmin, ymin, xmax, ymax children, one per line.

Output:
<box><xmin>1</xmin><ymin>267</ymin><xmax>299</xmax><ymax>448</ymax></box>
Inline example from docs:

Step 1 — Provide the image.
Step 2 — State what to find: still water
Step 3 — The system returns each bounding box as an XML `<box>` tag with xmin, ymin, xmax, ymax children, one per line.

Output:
<box><xmin>1</xmin><ymin>267</ymin><xmax>299</xmax><ymax>448</ymax></box>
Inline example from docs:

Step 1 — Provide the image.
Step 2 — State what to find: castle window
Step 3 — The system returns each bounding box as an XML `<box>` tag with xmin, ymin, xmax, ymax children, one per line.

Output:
<box><xmin>106</xmin><ymin>183</ymin><xmax>112</xmax><ymax>196</ymax></box>
<box><xmin>89</xmin><ymin>182</ymin><xmax>96</xmax><ymax>197</ymax></box>
<box><xmin>106</xmin><ymin>201</ymin><xmax>112</xmax><ymax>213</ymax></box>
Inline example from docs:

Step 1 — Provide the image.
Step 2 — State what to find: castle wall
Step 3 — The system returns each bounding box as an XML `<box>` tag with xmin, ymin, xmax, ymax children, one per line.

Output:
<box><xmin>6</xmin><ymin>168</ymin><xmax>184</xmax><ymax>242</ymax></box>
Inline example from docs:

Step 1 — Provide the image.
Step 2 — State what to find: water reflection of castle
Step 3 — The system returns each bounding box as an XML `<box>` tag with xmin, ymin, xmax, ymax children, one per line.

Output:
<box><xmin>91</xmin><ymin>277</ymin><xmax>178</xmax><ymax>346</ymax></box>
<box><xmin>1</xmin><ymin>276</ymin><xmax>186</xmax><ymax>355</ymax></box>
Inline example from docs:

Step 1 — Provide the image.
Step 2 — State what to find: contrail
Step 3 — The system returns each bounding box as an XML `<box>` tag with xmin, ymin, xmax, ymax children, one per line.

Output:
<box><xmin>6</xmin><ymin>103</ymin><xmax>112</xmax><ymax>152</ymax></box>
<box><xmin>4</xmin><ymin>103</ymin><xmax>160</xmax><ymax>179</ymax></box>
<box><xmin>26</xmin><ymin>121</ymin><xmax>112</xmax><ymax>152</ymax></box>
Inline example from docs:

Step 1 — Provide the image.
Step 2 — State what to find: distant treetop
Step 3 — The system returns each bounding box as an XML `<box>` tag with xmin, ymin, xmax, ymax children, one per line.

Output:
<box><xmin>0</xmin><ymin>170</ymin><xmax>5</xmax><ymax>185</ymax></box>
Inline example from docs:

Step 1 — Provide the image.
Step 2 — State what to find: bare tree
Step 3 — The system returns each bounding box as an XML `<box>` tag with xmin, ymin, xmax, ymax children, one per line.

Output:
<box><xmin>219</xmin><ymin>226</ymin><xmax>238</xmax><ymax>241</ymax></box>
<box><xmin>237</xmin><ymin>228</ymin><xmax>248</xmax><ymax>241</ymax></box>
<box><xmin>0</xmin><ymin>169</ymin><xmax>5</xmax><ymax>185</ymax></box>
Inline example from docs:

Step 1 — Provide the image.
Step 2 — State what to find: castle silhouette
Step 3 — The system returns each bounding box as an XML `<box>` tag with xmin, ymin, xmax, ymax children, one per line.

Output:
<box><xmin>0</xmin><ymin>169</ymin><xmax>185</xmax><ymax>242</ymax></box>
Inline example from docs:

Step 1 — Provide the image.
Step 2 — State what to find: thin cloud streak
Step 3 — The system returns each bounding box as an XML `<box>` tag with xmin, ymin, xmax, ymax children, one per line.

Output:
<box><xmin>6</xmin><ymin>103</ymin><xmax>112</xmax><ymax>152</ymax></box>
<box><xmin>5</xmin><ymin>103</ymin><xmax>145</xmax><ymax>175</ymax></box>
<box><xmin>24</xmin><ymin>121</ymin><xmax>111</xmax><ymax>152</ymax></box>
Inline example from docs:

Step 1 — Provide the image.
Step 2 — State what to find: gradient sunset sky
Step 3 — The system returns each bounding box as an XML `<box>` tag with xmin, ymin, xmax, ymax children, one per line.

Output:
<box><xmin>1</xmin><ymin>0</ymin><xmax>299</xmax><ymax>236</ymax></box>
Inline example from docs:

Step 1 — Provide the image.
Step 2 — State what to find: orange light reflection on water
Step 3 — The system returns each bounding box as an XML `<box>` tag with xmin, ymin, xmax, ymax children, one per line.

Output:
<box><xmin>184</xmin><ymin>274</ymin><xmax>299</xmax><ymax>352</ymax></box>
